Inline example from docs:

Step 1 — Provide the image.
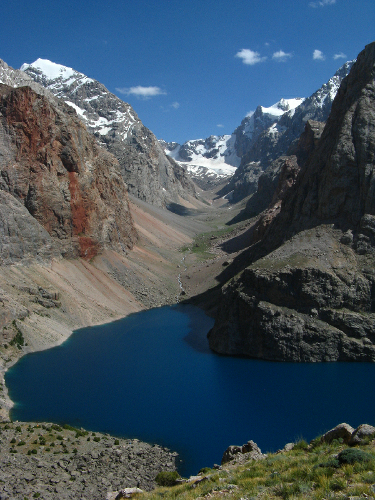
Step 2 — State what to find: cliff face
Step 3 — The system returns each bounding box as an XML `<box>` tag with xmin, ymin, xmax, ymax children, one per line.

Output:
<box><xmin>0</xmin><ymin>84</ymin><xmax>137</xmax><ymax>262</ymax></box>
<box><xmin>208</xmin><ymin>42</ymin><xmax>375</xmax><ymax>362</ymax></box>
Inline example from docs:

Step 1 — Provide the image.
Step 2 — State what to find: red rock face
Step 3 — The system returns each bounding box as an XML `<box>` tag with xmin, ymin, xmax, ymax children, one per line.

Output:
<box><xmin>0</xmin><ymin>84</ymin><xmax>137</xmax><ymax>259</ymax></box>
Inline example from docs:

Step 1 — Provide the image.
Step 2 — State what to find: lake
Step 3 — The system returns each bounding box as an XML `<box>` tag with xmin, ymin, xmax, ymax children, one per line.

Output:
<box><xmin>5</xmin><ymin>304</ymin><xmax>375</xmax><ymax>477</ymax></box>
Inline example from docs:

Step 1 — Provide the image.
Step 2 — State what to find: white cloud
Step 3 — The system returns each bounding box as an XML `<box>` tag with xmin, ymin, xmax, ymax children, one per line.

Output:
<box><xmin>309</xmin><ymin>0</ymin><xmax>336</xmax><ymax>7</ymax></box>
<box><xmin>217</xmin><ymin>124</ymin><xmax>224</xmax><ymax>128</ymax></box>
<box><xmin>116</xmin><ymin>86</ymin><xmax>167</xmax><ymax>99</ymax></box>
<box><xmin>313</xmin><ymin>49</ymin><xmax>326</xmax><ymax>61</ymax></box>
<box><xmin>333</xmin><ymin>52</ymin><xmax>347</xmax><ymax>60</ymax></box>
<box><xmin>235</xmin><ymin>49</ymin><xmax>267</xmax><ymax>65</ymax></box>
<box><xmin>272</xmin><ymin>50</ymin><xmax>293</xmax><ymax>62</ymax></box>
<box><xmin>171</xmin><ymin>101</ymin><xmax>180</xmax><ymax>109</ymax></box>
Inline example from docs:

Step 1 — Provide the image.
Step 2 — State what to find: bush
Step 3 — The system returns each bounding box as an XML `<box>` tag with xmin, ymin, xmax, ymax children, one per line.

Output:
<box><xmin>338</xmin><ymin>448</ymin><xmax>372</xmax><ymax>465</ymax></box>
<box><xmin>93</xmin><ymin>437</ymin><xmax>100</xmax><ymax>442</ymax></box>
<box><xmin>155</xmin><ymin>471</ymin><xmax>181</xmax><ymax>487</ymax></box>
<box><xmin>114</xmin><ymin>439</ymin><xmax>120</xmax><ymax>445</ymax></box>
<box><xmin>294</xmin><ymin>439</ymin><xmax>309</xmax><ymax>450</ymax></box>
<box><xmin>198</xmin><ymin>467</ymin><xmax>212</xmax><ymax>474</ymax></box>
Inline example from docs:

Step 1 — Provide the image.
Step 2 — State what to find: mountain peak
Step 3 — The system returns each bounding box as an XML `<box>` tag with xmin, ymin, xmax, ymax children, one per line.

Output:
<box><xmin>21</xmin><ymin>59</ymin><xmax>91</xmax><ymax>84</ymax></box>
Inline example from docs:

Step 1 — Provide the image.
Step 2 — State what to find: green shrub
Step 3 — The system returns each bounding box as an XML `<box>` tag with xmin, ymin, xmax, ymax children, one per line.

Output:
<box><xmin>10</xmin><ymin>438</ymin><xmax>16</xmax><ymax>444</ymax></box>
<box><xmin>93</xmin><ymin>436</ymin><xmax>100</xmax><ymax>442</ymax></box>
<box><xmin>294</xmin><ymin>439</ymin><xmax>309</xmax><ymax>450</ymax></box>
<box><xmin>114</xmin><ymin>439</ymin><xmax>120</xmax><ymax>445</ymax></box>
<box><xmin>338</xmin><ymin>448</ymin><xmax>372</xmax><ymax>465</ymax></box>
<box><xmin>155</xmin><ymin>471</ymin><xmax>181</xmax><ymax>487</ymax></box>
<box><xmin>198</xmin><ymin>467</ymin><xmax>212</xmax><ymax>474</ymax></box>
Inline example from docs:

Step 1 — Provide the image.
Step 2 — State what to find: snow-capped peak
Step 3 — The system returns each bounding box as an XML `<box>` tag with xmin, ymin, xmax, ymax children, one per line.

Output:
<box><xmin>21</xmin><ymin>59</ymin><xmax>74</xmax><ymax>80</ymax></box>
<box><xmin>260</xmin><ymin>97</ymin><xmax>305</xmax><ymax>117</ymax></box>
<box><xmin>20</xmin><ymin>58</ymin><xmax>94</xmax><ymax>86</ymax></box>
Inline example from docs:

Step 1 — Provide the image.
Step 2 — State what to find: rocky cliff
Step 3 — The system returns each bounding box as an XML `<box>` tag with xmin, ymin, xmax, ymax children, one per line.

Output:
<box><xmin>18</xmin><ymin>59</ymin><xmax>196</xmax><ymax>207</ymax></box>
<box><xmin>208</xmin><ymin>42</ymin><xmax>375</xmax><ymax>362</ymax></box>
<box><xmin>222</xmin><ymin>61</ymin><xmax>353</xmax><ymax>203</ymax></box>
<box><xmin>0</xmin><ymin>83</ymin><xmax>136</xmax><ymax>261</ymax></box>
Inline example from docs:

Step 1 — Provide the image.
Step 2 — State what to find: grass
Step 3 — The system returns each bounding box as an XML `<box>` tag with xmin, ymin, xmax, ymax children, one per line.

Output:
<box><xmin>180</xmin><ymin>226</ymin><xmax>239</xmax><ymax>260</ymax></box>
<box><xmin>137</xmin><ymin>434</ymin><xmax>375</xmax><ymax>500</ymax></box>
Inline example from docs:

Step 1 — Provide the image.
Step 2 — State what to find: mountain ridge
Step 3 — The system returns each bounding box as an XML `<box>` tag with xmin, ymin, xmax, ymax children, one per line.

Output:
<box><xmin>2</xmin><ymin>58</ymin><xmax>196</xmax><ymax>208</ymax></box>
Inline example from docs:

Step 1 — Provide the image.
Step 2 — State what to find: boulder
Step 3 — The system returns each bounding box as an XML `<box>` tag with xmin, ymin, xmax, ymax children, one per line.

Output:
<box><xmin>321</xmin><ymin>423</ymin><xmax>355</xmax><ymax>444</ymax></box>
<box><xmin>349</xmin><ymin>424</ymin><xmax>375</xmax><ymax>445</ymax></box>
<box><xmin>221</xmin><ymin>440</ymin><xmax>265</xmax><ymax>465</ymax></box>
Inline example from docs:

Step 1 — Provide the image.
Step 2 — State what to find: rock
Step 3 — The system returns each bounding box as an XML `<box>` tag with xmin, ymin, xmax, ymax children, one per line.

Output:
<box><xmin>321</xmin><ymin>423</ymin><xmax>355</xmax><ymax>444</ymax></box>
<box><xmin>349</xmin><ymin>424</ymin><xmax>375</xmax><ymax>445</ymax></box>
<box><xmin>279</xmin><ymin>443</ymin><xmax>295</xmax><ymax>453</ymax></box>
<box><xmin>341</xmin><ymin>230</ymin><xmax>354</xmax><ymax>244</ymax></box>
<box><xmin>115</xmin><ymin>488</ymin><xmax>143</xmax><ymax>499</ymax></box>
<box><xmin>221</xmin><ymin>440</ymin><xmax>265</xmax><ymax>465</ymax></box>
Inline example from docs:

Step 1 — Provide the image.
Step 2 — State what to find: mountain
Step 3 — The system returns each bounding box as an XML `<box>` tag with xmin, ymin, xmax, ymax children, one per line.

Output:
<box><xmin>161</xmin><ymin>135</ymin><xmax>240</xmax><ymax>189</ymax></box>
<box><xmin>208</xmin><ymin>42</ymin><xmax>375</xmax><ymax>362</ymax></box>
<box><xmin>221</xmin><ymin>61</ymin><xmax>355</xmax><ymax>203</ymax></box>
<box><xmin>162</xmin><ymin>99</ymin><xmax>303</xmax><ymax>191</ymax></box>
<box><xmin>0</xmin><ymin>82</ymin><xmax>136</xmax><ymax>262</ymax></box>
<box><xmin>15</xmin><ymin>59</ymin><xmax>195</xmax><ymax>207</ymax></box>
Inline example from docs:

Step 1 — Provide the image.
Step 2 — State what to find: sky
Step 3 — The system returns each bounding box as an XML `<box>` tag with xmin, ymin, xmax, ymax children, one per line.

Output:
<box><xmin>1</xmin><ymin>0</ymin><xmax>374</xmax><ymax>144</ymax></box>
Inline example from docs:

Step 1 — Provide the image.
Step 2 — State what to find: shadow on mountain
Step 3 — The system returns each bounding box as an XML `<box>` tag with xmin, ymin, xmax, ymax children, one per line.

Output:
<box><xmin>166</xmin><ymin>202</ymin><xmax>202</xmax><ymax>216</ymax></box>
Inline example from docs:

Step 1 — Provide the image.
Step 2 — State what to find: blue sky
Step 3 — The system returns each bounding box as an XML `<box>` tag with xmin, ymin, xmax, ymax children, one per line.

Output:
<box><xmin>1</xmin><ymin>0</ymin><xmax>374</xmax><ymax>144</ymax></box>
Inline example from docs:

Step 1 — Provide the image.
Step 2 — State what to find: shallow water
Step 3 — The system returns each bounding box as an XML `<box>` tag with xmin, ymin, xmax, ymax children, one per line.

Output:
<box><xmin>6</xmin><ymin>304</ymin><xmax>375</xmax><ymax>476</ymax></box>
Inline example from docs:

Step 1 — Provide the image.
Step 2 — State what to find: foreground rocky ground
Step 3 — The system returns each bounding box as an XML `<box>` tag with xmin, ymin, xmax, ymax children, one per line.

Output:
<box><xmin>0</xmin><ymin>421</ymin><xmax>177</xmax><ymax>499</ymax></box>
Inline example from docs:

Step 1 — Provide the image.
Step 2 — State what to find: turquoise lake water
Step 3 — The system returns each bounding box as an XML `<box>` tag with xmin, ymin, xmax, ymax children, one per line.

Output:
<box><xmin>5</xmin><ymin>304</ymin><xmax>375</xmax><ymax>477</ymax></box>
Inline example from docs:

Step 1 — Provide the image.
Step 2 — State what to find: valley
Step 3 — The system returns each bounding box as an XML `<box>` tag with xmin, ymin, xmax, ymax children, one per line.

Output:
<box><xmin>0</xmin><ymin>40</ymin><xmax>374</xmax><ymax>499</ymax></box>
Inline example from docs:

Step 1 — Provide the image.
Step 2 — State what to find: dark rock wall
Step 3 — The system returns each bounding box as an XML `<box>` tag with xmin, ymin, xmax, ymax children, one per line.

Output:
<box><xmin>208</xmin><ymin>42</ymin><xmax>375</xmax><ymax>362</ymax></box>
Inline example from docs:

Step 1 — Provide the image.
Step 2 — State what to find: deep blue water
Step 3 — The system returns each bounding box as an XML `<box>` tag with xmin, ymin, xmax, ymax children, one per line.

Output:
<box><xmin>5</xmin><ymin>304</ymin><xmax>375</xmax><ymax>477</ymax></box>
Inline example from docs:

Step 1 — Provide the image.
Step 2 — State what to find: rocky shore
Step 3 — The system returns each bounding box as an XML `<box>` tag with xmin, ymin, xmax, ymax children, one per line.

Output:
<box><xmin>0</xmin><ymin>421</ymin><xmax>177</xmax><ymax>499</ymax></box>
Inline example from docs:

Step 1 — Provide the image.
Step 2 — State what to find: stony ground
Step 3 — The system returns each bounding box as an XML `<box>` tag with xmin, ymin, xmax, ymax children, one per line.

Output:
<box><xmin>0</xmin><ymin>421</ymin><xmax>177</xmax><ymax>499</ymax></box>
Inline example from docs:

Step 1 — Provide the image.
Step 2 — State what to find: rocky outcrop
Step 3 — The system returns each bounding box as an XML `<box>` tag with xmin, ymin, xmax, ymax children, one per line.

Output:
<box><xmin>19</xmin><ymin>59</ymin><xmax>196</xmax><ymax>207</ymax></box>
<box><xmin>321</xmin><ymin>423</ymin><xmax>375</xmax><ymax>446</ymax></box>
<box><xmin>221</xmin><ymin>440</ymin><xmax>265</xmax><ymax>465</ymax></box>
<box><xmin>208</xmin><ymin>42</ymin><xmax>375</xmax><ymax>362</ymax></box>
<box><xmin>250</xmin><ymin>156</ymin><xmax>300</xmax><ymax>243</ymax></box>
<box><xmin>0</xmin><ymin>83</ymin><xmax>136</xmax><ymax>261</ymax></box>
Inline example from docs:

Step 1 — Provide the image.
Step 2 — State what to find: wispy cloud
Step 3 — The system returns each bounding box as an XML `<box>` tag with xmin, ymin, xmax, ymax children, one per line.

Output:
<box><xmin>217</xmin><ymin>124</ymin><xmax>224</xmax><ymax>128</ymax></box>
<box><xmin>313</xmin><ymin>49</ymin><xmax>326</xmax><ymax>61</ymax></box>
<box><xmin>171</xmin><ymin>101</ymin><xmax>180</xmax><ymax>109</ymax></box>
<box><xmin>116</xmin><ymin>86</ymin><xmax>167</xmax><ymax>99</ymax></box>
<box><xmin>333</xmin><ymin>52</ymin><xmax>347</xmax><ymax>60</ymax></box>
<box><xmin>272</xmin><ymin>50</ymin><xmax>293</xmax><ymax>62</ymax></box>
<box><xmin>235</xmin><ymin>49</ymin><xmax>267</xmax><ymax>65</ymax></box>
<box><xmin>309</xmin><ymin>0</ymin><xmax>336</xmax><ymax>7</ymax></box>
